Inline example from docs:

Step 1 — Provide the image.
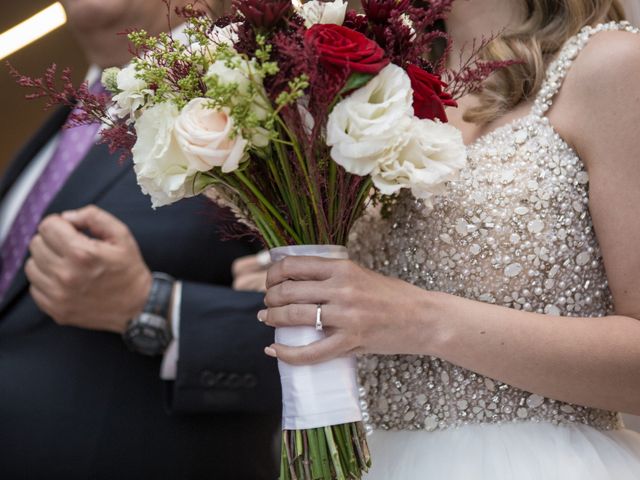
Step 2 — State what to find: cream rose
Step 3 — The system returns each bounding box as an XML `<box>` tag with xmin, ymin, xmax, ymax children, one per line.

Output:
<box><xmin>132</xmin><ymin>102</ymin><xmax>197</xmax><ymax>208</ymax></box>
<box><xmin>205</xmin><ymin>59</ymin><xmax>271</xmax><ymax>147</ymax></box>
<box><xmin>297</xmin><ymin>0</ymin><xmax>347</xmax><ymax>27</ymax></box>
<box><xmin>174</xmin><ymin>98</ymin><xmax>249</xmax><ymax>173</ymax></box>
<box><xmin>326</xmin><ymin>63</ymin><xmax>414</xmax><ymax>176</ymax></box>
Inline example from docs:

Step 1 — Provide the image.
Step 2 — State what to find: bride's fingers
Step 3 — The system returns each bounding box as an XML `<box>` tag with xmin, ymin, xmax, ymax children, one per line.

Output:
<box><xmin>266</xmin><ymin>256</ymin><xmax>338</xmax><ymax>288</ymax></box>
<box><xmin>259</xmin><ymin>304</ymin><xmax>335</xmax><ymax>328</ymax></box>
<box><xmin>264</xmin><ymin>280</ymin><xmax>329</xmax><ymax>307</ymax></box>
<box><xmin>265</xmin><ymin>334</ymin><xmax>351</xmax><ymax>365</ymax></box>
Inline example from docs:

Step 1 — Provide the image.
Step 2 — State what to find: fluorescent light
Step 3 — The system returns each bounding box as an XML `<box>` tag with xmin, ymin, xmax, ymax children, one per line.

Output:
<box><xmin>0</xmin><ymin>3</ymin><xmax>67</xmax><ymax>61</ymax></box>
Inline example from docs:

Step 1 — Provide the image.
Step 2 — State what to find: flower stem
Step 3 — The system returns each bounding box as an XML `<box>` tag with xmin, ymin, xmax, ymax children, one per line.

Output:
<box><xmin>234</xmin><ymin>170</ymin><xmax>302</xmax><ymax>244</ymax></box>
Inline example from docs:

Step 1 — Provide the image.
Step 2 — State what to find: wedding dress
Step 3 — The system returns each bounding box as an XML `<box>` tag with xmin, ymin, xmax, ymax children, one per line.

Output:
<box><xmin>349</xmin><ymin>22</ymin><xmax>640</xmax><ymax>479</ymax></box>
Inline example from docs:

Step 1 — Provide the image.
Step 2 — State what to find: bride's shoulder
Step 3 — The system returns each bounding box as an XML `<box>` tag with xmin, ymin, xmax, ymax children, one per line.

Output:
<box><xmin>563</xmin><ymin>28</ymin><xmax>640</xmax><ymax>97</ymax></box>
<box><xmin>571</xmin><ymin>28</ymin><xmax>640</xmax><ymax>80</ymax></box>
<box><xmin>554</xmin><ymin>28</ymin><xmax>640</xmax><ymax>158</ymax></box>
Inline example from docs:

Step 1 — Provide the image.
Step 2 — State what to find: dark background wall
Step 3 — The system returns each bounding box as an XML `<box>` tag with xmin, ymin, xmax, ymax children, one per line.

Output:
<box><xmin>0</xmin><ymin>2</ymin><xmax>86</xmax><ymax>175</ymax></box>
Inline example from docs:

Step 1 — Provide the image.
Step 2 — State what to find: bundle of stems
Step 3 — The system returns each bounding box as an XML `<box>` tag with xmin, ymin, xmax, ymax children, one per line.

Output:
<box><xmin>281</xmin><ymin>423</ymin><xmax>371</xmax><ymax>480</ymax></box>
<box><xmin>200</xmin><ymin>94</ymin><xmax>374</xmax><ymax>480</ymax></box>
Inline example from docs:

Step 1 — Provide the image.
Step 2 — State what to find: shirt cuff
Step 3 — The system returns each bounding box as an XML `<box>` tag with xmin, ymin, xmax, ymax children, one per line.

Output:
<box><xmin>160</xmin><ymin>281</ymin><xmax>182</xmax><ymax>380</ymax></box>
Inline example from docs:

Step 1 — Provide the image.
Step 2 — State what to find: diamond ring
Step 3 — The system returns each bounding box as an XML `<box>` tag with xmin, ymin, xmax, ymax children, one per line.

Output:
<box><xmin>315</xmin><ymin>305</ymin><xmax>323</xmax><ymax>331</ymax></box>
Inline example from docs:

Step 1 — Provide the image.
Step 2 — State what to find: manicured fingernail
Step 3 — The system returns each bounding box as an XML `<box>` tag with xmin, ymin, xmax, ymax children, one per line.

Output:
<box><xmin>62</xmin><ymin>210</ymin><xmax>78</xmax><ymax>220</ymax></box>
<box><xmin>264</xmin><ymin>346</ymin><xmax>277</xmax><ymax>358</ymax></box>
<box><xmin>257</xmin><ymin>310</ymin><xmax>266</xmax><ymax>322</ymax></box>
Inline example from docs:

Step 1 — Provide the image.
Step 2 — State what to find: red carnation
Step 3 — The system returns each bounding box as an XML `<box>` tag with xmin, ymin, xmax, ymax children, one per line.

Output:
<box><xmin>361</xmin><ymin>0</ymin><xmax>410</xmax><ymax>24</ymax></box>
<box><xmin>304</xmin><ymin>24</ymin><xmax>389</xmax><ymax>76</ymax></box>
<box><xmin>406</xmin><ymin>64</ymin><xmax>457</xmax><ymax>122</ymax></box>
<box><xmin>233</xmin><ymin>0</ymin><xmax>293</xmax><ymax>29</ymax></box>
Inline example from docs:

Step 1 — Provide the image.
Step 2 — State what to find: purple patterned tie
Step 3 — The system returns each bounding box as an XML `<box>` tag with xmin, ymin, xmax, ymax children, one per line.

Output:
<box><xmin>0</xmin><ymin>85</ymin><xmax>104</xmax><ymax>300</ymax></box>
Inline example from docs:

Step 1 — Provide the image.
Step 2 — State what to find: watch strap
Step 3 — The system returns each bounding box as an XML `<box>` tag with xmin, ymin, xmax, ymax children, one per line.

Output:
<box><xmin>145</xmin><ymin>272</ymin><xmax>175</xmax><ymax>319</ymax></box>
<box><xmin>123</xmin><ymin>272</ymin><xmax>175</xmax><ymax>356</ymax></box>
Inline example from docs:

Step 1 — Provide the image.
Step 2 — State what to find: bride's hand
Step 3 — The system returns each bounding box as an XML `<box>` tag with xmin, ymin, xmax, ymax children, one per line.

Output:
<box><xmin>260</xmin><ymin>256</ymin><xmax>437</xmax><ymax>365</ymax></box>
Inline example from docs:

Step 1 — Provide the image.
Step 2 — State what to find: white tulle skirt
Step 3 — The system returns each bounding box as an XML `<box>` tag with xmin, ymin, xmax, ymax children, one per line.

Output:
<box><xmin>364</xmin><ymin>422</ymin><xmax>640</xmax><ymax>479</ymax></box>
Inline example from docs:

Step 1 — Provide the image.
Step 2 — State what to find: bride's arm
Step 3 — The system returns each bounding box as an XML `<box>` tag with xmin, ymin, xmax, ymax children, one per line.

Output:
<box><xmin>260</xmin><ymin>32</ymin><xmax>640</xmax><ymax>415</ymax></box>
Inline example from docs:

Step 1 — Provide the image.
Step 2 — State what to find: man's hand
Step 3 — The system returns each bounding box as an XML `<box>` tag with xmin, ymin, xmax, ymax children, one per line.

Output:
<box><xmin>232</xmin><ymin>253</ymin><xmax>268</xmax><ymax>292</ymax></box>
<box><xmin>25</xmin><ymin>205</ymin><xmax>152</xmax><ymax>334</ymax></box>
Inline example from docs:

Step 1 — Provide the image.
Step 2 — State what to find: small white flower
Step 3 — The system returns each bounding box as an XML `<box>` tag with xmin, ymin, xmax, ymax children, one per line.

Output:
<box><xmin>297</xmin><ymin>0</ymin><xmax>347</xmax><ymax>27</ymax></box>
<box><xmin>371</xmin><ymin>119</ymin><xmax>466</xmax><ymax>205</ymax></box>
<box><xmin>101</xmin><ymin>68</ymin><xmax>119</xmax><ymax>93</ymax></box>
<box><xmin>211</xmin><ymin>23</ymin><xmax>240</xmax><ymax>47</ymax></box>
<box><xmin>400</xmin><ymin>13</ymin><xmax>416</xmax><ymax>40</ymax></box>
<box><xmin>132</xmin><ymin>102</ymin><xmax>197</xmax><ymax>208</ymax></box>
<box><xmin>327</xmin><ymin>63</ymin><xmax>414</xmax><ymax>176</ymax></box>
<box><xmin>111</xmin><ymin>63</ymin><xmax>152</xmax><ymax>119</ymax></box>
<box><xmin>192</xmin><ymin>23</ymin><xmax>240</xmax><ymax>59</ymax></box>
<box><xmin>174</xmin><ymin>98</ymin><xmax>249</xmax><ymax>173</ymax></box>
<box><xmin>205</xmin><ymin>59</ymin><xmax>271</xmax><ymax>147</ymax></box>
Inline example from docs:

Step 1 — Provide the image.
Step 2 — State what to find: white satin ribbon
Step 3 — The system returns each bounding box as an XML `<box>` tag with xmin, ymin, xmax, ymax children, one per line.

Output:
<box><xmin>270</xmin><ymin>245</ymin><xmax>363</xmax><ymax>430</ymax></box>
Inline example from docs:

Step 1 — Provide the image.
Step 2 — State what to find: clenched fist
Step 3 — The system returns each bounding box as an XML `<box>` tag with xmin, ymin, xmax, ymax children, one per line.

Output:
<box><xmin>25</xmin><ymin>205</ymin><xmax>152</xmax><ymax>334</ymax></box>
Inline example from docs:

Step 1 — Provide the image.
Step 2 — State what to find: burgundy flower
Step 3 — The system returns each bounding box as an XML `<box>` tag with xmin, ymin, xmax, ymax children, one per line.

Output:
<box><xmin>233</xmin><ymin>0</ymin><xmax>293</xmax><ymax>29</ymax></box>
<box><xmin>343</xmin><ymin>10</ymin><xmax>369</xmax><ymax>34</ymax></box>
<box><xmin>361</xmin><ymin>0</ymin><xmax>410</xmax><ymax>24</ymax></box>
<box><xmin>304</xmin><ymin>24</ymin><xmax>389</xmax><ymax>76</ymax></box>
<box><xmin>406</xmin><ymin>64</ymin><xmax>457</xmax><ymax>122</ymax></box>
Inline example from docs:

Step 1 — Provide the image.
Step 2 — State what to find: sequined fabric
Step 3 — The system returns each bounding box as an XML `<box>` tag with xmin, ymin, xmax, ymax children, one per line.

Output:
<box><xmin>350</xmin><ymin>22</ymin><xmax>639</xmax><ymax>433</ymax></box>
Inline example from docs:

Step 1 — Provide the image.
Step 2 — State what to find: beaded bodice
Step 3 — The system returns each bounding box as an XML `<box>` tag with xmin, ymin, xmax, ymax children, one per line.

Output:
<box><xmin>350</xmin><ymin>22</ymin><xmax>639</xmax><ymax>433</ymax></box>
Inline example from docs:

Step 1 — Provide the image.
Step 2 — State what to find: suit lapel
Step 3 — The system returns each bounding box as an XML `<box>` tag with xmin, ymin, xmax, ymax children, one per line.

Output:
<box><xmin>0</xmin><ymin>141</ymin><xmax>133</xmax><ymax>316</ymax></box>
<box><xmin>43</xmin><ymin>144</ymin><xmax>132</xmax><ymax>217</ymax></box>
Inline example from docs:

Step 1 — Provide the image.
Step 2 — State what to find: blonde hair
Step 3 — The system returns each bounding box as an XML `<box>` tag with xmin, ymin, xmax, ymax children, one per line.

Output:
<box><xmin>466</xmin><ymin>0</ymin><xmax>626</xmax><ymax>124</ymax></box>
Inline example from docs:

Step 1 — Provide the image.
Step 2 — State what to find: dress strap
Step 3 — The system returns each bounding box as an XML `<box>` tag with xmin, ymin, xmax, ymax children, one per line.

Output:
<box><xmin>532</xmin><ymin>21</ymin><xmax>640</xmax><ymax>117</ymax></box>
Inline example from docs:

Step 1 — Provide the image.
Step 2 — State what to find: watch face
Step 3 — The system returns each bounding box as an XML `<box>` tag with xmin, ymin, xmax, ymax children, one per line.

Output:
<box><xmin>124</xmin><ymin>313</ymin><xmax>171</xmax><ymax>356</ymax></box>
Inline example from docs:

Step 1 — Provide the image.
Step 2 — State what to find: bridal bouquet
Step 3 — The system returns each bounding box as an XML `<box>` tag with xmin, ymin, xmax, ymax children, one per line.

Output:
<box><xmin>13</xmin><ymin>1</ymin><xmax>507</xmax><ymax>478</ymax></box>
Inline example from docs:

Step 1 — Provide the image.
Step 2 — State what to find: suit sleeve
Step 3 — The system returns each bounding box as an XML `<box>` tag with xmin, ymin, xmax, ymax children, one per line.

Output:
<box><xmin>166</xmin><ymin>281</ymin><xmax>282</xmax><ymax>414</ymax></box>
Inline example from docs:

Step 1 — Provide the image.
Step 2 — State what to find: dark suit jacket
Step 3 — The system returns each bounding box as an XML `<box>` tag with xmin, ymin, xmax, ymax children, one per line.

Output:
<box><xmin>0</xmin><ymin>108</ymin><xmax>281</xmax><ymax>479</ymax></box>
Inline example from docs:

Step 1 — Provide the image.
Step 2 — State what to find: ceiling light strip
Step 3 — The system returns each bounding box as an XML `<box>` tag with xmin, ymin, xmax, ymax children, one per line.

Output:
<box><xmin>0</xmin><ymin>3</ymin><xmax>67</xmax><ymax>61</ymax></box>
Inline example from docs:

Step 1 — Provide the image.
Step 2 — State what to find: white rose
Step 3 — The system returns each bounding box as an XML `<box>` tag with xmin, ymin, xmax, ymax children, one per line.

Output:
<box><xmin>372</xmin><ymin>119</ymin><xmax>466</xmax><ymax>205</ymax></box>
<box><xmin>174</xmin><ymin>98</ymin><xmax>249</xmax><ymax>173</ymax></box>
<box><xmin>132</xmin><ymin>102</ymin><xmax>197</xmax><ymax>208</ymax></box>
<box><xmin>112</xmin><ymin>63</ymin><xmax>151</xmax><ymax>119</ymax></box>
<box><xmin>206</xmin><ymin>60</ymin><xmax>255</xmax><ymax>98</ymax></box>
<box><xmin>297</xmin><ymin>0</ymin><xmax>347</xmax><ymax>27</ymax></box>
<box><xmin>205</xmin><ymin>60</ymin><xmax>271</xmax><ymax>147</ymax></box>
<box><xmin>327</xmin><ymin>63</ymin><xmax>414</xmax><ymax>176</ymax></box>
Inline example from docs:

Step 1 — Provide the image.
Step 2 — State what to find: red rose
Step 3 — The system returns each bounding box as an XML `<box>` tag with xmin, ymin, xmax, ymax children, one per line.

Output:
<box><xmin>406</xmin><ymin>64</ymin><xmax>457</xmax><ymax>122</ymax></box>
<box><xmin>304</xmin><ymin>24</ymin><xmax>389</xmax><ymax>76</ymax></box>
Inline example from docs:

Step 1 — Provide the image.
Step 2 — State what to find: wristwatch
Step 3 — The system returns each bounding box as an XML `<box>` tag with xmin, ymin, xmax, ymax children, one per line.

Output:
<box><xmin>123</xmin><ymin>272</ymin><xmax>175</xmax><ymax>356</ymax></box>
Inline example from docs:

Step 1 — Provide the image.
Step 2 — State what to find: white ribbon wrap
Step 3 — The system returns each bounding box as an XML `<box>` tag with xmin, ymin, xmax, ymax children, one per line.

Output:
<box><xmin>270</xmin><ymin>245</ymin><xmax>363</xmax><ymax>430</ymax></box>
